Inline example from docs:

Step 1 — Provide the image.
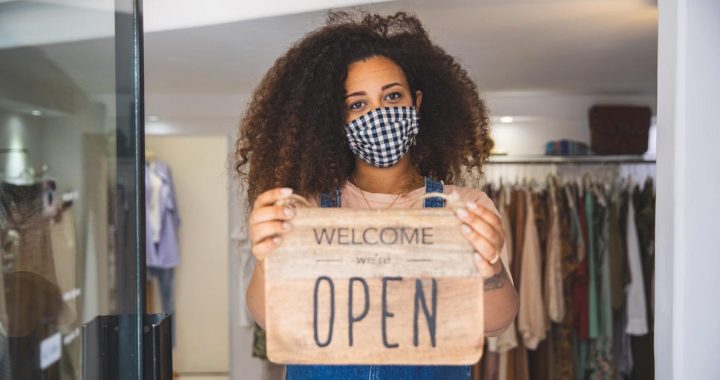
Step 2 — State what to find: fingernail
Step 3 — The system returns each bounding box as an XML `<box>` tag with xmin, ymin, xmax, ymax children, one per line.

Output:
<box><xmin>272</xmin><ymin>236</ymin><xmax>282</xmax><ymax>244</ymax></box>
<box><xmin>466</xmin><ymin>201</ymin><xmax>477</xmax><ymax>210</ymax></box>
<box><xmin>283</xmin><ymin>222</ymin><xmax>292</xmax><ymax>231</ymax></box>
<box><xmin>283</xmin><ymin>207</ymin><xmax>295</xmax><ymax>217</ymax></box>
<box><xmin>461</xmin><ymin>224</ymin><xmax>472</xmax><ymax>235</ymax></box>
<box><xmin>456</xmin><ymin>208</ymin><xmax>468</xmax><ymax>219</ymax></box>
<box><xmin>280</xmin><ymin>188</ymin><xmax>293</xmax><ymax>197</ymax></box>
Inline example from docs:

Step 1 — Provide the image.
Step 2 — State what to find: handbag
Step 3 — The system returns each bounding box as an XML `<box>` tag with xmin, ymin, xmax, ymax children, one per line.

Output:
<box><xmin>589</xmin><ymin>105</ymin><xmax>652</xmax><ymax>155</ymax></box>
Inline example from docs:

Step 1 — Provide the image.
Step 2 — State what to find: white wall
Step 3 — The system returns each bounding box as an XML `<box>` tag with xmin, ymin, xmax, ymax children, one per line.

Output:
<box><xmin>145</xmin><ymin>136</ymin><xmax>231</xmax><ymax>374</ymax></box>
<box><xmin>145</xmin><ymin>101</ymin><xmax>264</xmax><ymax>378</ymax></box>
<box><xmin>144</xmin><ymin>91</ymin><xmax>657</xmax><ymax>157</ymax></box>
<box><xmin>656</xmin><ymin>0</ymin><xmax>720</xmax><ymax>379</ymax></box>
<box><xmin>486</xmin><ymin>92</ymin><xmax>656</xmax><ymax>155</ymax></box>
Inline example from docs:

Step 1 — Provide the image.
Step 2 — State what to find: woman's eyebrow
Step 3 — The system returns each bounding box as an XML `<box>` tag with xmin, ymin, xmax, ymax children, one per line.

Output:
<box><xmin>345</xmin><ymin>83</ymin><xmax>405</xmax><ymax>99</ymax></box>
<box><xmin>381</xmin><ymin>82</ymin><xmax>404</xmax><ymax>91</ymax></box>
<box><xmin>345</xmin><ymin>91</ymin><xmax>366</xmax><ymax>99</ymax></box>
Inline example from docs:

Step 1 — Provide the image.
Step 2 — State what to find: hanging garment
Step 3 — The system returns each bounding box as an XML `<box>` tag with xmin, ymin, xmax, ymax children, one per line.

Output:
<box><xmin>629</xmin><ymin>181</ymin><xmax>655</xmax><ymax>380</ymax></box>
<box><xmin>497</xmin><ymin>346</ymin><xmax>511</xmax><ymax>380</ymax></box>
<box><xmin>147</xmin><ymin>167</ymin><xmax>163</xmax><ymax>243</ymax></box>
<box><xmin>517</xmin><ymin>188</ymin><xmax>546</xmax><ymax>350</ymax></box>
<box><xmin>145</xmin><ymin>160</ymin><xmax>181</xmax><ymax>269</ymax></box>
<box><xmin>493</xmin><ymin>186</ymin><xmax>518</xmax><ymax>380</ymax></box>
<box><xmin>612</xmin><ymin>186</ymin><xmax>634</xmax><ymax>378</ymax></box>
<box><xmin>608</xmin><ymin>186</ymin><xmax>630</xmax><ymax>311</ymax></box>
<box><xmin>587</xmin><ymin>190</ymin><xmax>614</xmax><ymax>380</ymax></box>
<box><xmin>252</xmin><ymin>322</ymin><xmax>268</xmax><ymax>360</ymax></box>
<box><xmin>0</xmin><ymin>182</ymin><xmax>58</xmax><ymax>290</ymax></box>
<box><xmin>597</xmin><ymin>186</ymin><xmax>614</xmax><ymax>358</ymax></box>
<box><xmin>624</xmin><ymin>190</ymin><xmax>648</xmax><ymax>336</ymax></box>
<box><xmin>0</xmin><ymin>182</ymin><xmax>71</xmax><ymax>379</ymax></box>
<box><xmin>528</xmin><ymin>189</ymin><xmax>562</xmax><ymax>380</ymax></box>
<box><xmin>634</xmin><ymin>179</ymin><xmax>655</xmax><ymax>323</ymax></box>
<box><xmin>0</xmin><ymin>182</ymin><xmax>76</xmax><ymax>332</ymax></box>
<box><xmin>502</xmin><ymin>188</ymin><xmax>530</xmax><ymax>380</ymax></box>
<box><xmin>49</xmin><ymin>203</ymin><xmax>81</xmax><ymax>379</ymax></box>
<box><xmin>528</xmin><ymin>189</ymin><xmax>552</xmax><ymax>380</ymax></box>
<box><xmin>144</xmin><ymin>160</ymin><xmax>180</xmax><ymax>352</ymax></box>
<box><xmin>586</xmin><ymin>190</ymin><xmax>599</xmax><ymax>342</ymax></box>
<box><xmin>478</xmin><ymin>184</ymin><xmax>513</xmax><ymax>380</ymax></box>
<box><xmin>545</xmin><ymin>177</ymin><xmax>564</xmax><ymax>323</ymax></box>
<box><xmin>551</xmin><ymin>185</ymin><xmax>578</xmax><ymax>380</ymax></box>
<box><xmin>472</xmin><ymin>170</ymin><xmax>655</xmax><ymax>380</ymax></box>
<box><xmin>567</xmin><ymin>185</ymin><xmax>589</xmax><ymax>380</ymax></box>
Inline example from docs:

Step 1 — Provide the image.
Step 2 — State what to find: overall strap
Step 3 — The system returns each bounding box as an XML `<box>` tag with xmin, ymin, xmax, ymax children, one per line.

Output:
<box><xmin>319</xmin><ymin>188</ymin><xmax>341</xmax><ymax>208</ymax></box>
<box><xmin>424</xmin><ymin>177</ymin><xmax>445</xmax><ymax>208</ymax></box>
<box><xmin>321</xmin><ymin>178</ymin><xmax>442</xmax><ymax>208</ymax></box>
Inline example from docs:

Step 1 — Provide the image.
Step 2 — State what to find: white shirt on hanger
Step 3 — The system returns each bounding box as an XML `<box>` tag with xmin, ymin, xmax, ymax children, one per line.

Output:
<box><xmin>147</xmin><ymin>162</ymin><xmax>163</xmax><ymax>243</ymax></box>
<box><xmin>625</xmin><ymin>188</ymin><xmax>649</xmax><ymax>335</ymax></box>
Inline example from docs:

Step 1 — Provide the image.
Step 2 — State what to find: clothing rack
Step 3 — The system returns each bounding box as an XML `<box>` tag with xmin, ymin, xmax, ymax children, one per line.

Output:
<box><xmin>473</xmin><ymin>172</ymin><xmax>656</xmax><ymax>380</ymax></box>
<box><xmin>488</xmin><ymin>154</ymin><xmax>656</xmax><ymax>165</ymax></box>
<box><xmin>472</xmin><ymin>155</ymin><xmax>656</xmax><ymax>189</ymax></box>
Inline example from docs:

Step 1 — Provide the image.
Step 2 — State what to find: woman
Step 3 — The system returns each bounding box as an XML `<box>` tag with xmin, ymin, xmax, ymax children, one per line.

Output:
<box><xmin>236</xmin><ymin>11</ymin><xmax>519</xmax><ymax>379</ymax></box>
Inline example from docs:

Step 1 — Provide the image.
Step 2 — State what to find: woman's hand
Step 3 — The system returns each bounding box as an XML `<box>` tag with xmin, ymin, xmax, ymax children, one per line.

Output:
<box><xmin>248</xmin><ymin>187</ymin><xmax>296</xmax><ymax>261</ymax></box>
<box><xmin>456</xmin><ymin>200</ymin><xmax>518</xmax><ymax>335</ymax></box>
<box><xmin>455</xmin><ymin>201</ymin><xmax>506</xmax><ymax>279</ymax></box>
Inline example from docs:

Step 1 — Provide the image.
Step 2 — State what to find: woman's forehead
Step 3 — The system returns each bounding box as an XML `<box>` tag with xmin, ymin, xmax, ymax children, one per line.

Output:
<box><xmin>345</xmin><ymin>56</ymin><xmax>408</xmax><ymax>92</ymax></box>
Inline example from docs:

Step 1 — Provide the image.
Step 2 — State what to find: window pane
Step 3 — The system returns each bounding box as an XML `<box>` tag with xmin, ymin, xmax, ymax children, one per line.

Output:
<box><xmin>0</xmin><ymin>0</ymin><xmax>143</xmax><ymax>378</ymax></box>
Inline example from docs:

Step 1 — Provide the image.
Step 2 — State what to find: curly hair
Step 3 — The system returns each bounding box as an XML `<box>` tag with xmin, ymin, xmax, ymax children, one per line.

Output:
<box><xmin>234</xmin><ymin>11</ymin><xmax>493</xmax><ymax>204</ymax></box>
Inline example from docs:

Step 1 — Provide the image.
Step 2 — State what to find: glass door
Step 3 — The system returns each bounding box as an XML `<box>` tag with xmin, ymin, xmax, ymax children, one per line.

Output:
<box><xmin>0</xmin><ymin>0</ymin><xmax>146</xmax><ymax>378</ymax></box>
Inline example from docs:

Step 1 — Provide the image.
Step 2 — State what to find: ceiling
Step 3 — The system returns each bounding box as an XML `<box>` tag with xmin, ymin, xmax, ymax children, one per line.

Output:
<box><xmin>143</xmin><ymin>0</ymin><xmax>658</xmax><ymax>97</ymax></box>
<box><xmin>0</xmin><ymin>0</ymin><xmax>658</xmax><ymax>128</ymax></box>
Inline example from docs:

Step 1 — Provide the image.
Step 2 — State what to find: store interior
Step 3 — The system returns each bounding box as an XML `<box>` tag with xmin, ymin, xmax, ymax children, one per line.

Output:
<box><xmin>140</xmin><ymin>1</ymin><xmax>658</xmax><ymax>379</ymax></box>
<box><xmin>11</xmin><ymin>0</ymin><xmax>720</xmax><ymax>379</ymax></box>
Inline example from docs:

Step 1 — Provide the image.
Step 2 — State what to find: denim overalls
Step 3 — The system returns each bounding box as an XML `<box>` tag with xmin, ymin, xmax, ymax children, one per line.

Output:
<box><xmin>285</xmin><ymin>177</ymin><xmax>471</xmax><ymax>380</ymax></box>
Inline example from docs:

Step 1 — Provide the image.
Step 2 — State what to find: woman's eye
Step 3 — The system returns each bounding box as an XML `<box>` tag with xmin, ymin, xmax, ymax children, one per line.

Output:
<box><xmin>349</xmin><ymin>101</ymin><xmax>365</xmax><ymax>110</ymax></box>
<box><xmin>385</xmin><ymin>92</ymin><xmax>402</xmax><ymax>101</ymax></box>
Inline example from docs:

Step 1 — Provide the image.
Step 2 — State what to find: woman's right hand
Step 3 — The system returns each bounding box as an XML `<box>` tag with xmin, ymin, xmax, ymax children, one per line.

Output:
<box><xmin>248</xmin><ymin>187</ymin><xmax>295</xmax><ymax>261</ymax></box>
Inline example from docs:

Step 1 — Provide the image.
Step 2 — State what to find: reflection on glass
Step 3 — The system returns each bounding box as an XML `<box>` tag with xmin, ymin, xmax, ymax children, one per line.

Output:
<box><xmin>0</xmin><ymin>0</ymin><xmax>140</xmax><ymax>378</ymax></box>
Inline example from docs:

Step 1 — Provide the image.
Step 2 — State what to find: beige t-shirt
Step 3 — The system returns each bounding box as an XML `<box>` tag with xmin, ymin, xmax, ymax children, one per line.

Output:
<box><xmin>309</xmin><ymin>180</ymin><xmax>498</xmax><ymax>212</ymax></box>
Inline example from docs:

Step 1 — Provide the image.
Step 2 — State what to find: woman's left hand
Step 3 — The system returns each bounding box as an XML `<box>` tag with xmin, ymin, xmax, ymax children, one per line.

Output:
<box><xmin>456</xmin><ymin>201</ymin><xmax>506</xmax><ymax>279</ymax></box>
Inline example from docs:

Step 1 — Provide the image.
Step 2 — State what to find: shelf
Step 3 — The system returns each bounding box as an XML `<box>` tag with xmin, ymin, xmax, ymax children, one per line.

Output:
<box><xmin>487</xmin><ymin>154</ymin><xmax>656</xmax><ymax>165</ymax></box>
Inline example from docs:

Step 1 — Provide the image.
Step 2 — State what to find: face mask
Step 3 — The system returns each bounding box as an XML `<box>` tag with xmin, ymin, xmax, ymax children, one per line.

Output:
<box><xmin>344</xmin><ymin>106</ymin><xmax>420</xmax><ymax>168</ymax></box>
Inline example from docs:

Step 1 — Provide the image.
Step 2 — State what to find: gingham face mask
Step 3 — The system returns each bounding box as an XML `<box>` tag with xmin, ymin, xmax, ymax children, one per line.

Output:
<box><xmin>344</xmin><ymin>106</ymin><xmax>420</xmax><ymax>168</ymax></box>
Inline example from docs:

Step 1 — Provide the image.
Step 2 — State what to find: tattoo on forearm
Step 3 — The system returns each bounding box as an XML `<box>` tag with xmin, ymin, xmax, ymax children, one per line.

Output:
<box><xmin>484</xmin><ymin>266</ymin><xmax>508</xmax><ymax>291</ymax></box>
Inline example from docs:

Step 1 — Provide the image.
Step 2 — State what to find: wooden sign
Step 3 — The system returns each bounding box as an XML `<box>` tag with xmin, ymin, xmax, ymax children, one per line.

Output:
<box><xmin>264</xmin><ymin>207</ymin><xmax>484</xmax><ymax>365</ymax></box>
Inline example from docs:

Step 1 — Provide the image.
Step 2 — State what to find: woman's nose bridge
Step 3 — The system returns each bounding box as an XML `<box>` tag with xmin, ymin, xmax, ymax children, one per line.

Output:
<box><xmin>369</xmin><ymin>92</ymin><xmax>385</xmax><ymax>109</ymax></box>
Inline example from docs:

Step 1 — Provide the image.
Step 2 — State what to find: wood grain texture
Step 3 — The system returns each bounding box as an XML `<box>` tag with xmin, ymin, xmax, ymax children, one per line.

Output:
<box><xmin>265</xmin><ymin>208</ymin><xmax>484</xmax><ymax>365</ymax></box>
